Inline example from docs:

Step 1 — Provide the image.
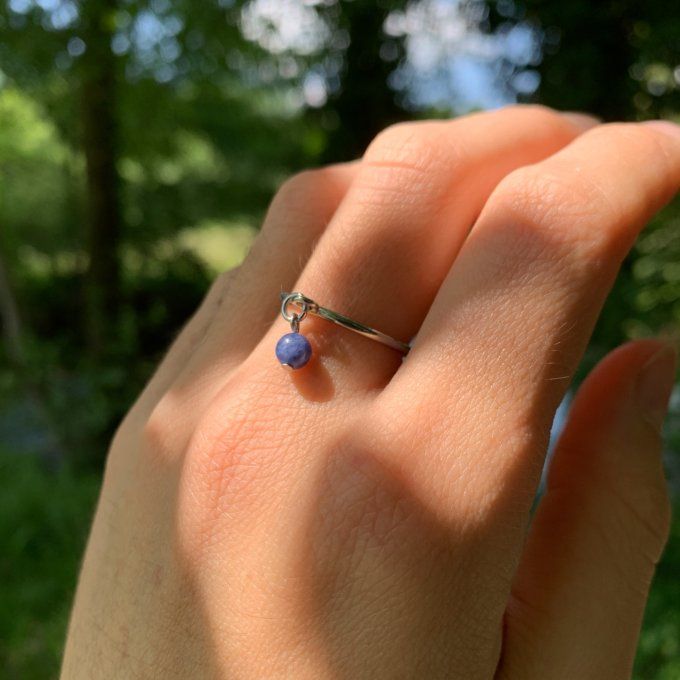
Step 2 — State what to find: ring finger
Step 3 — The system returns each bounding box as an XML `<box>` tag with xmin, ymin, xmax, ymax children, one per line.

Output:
<box><xmin>380</xmin><ymin>120</ymin><xmax>680</xmax><ymax>616</ymax></box>
<box><xmin>125</xmin><ymin>163</ymin><xmax>359</xmax><ymax>448</ymax></box>
<box><xmin>249</xmin><ymin>106</ymin><xmax>596</xmax><ymax>392</ymax></box>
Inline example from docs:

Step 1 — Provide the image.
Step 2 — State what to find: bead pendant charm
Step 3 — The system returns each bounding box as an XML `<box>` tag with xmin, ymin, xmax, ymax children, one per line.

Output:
<box><xmin>277</xmin><ymin>292</ymin><xmax>313</xmax><ymax>370</ymax></box>
<box><xmin>275</xmin><ymin>332</ymin><xmax>312</xmax><ymax>370</ymax></box>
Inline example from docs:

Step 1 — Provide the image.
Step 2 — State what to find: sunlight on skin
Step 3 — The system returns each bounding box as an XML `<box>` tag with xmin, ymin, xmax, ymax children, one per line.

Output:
<box><xmin>61</xmin><ymin>108</ymin><xmax>680</xmax><ymax>679</ymax></box>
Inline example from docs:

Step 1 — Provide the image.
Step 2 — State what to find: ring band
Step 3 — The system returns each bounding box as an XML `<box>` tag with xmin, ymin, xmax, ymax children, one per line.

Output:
<box><xmin>275</xmin><ymin>291</ymin><xmax>410</xmax><ymax>370</ymax></box>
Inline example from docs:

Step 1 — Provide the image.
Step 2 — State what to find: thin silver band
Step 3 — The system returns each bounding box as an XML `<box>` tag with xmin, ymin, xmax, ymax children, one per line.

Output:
<box><xmin>280</xmin><ymin>291</ymin><xmax>410</xmax><ymax>355</ymax></box>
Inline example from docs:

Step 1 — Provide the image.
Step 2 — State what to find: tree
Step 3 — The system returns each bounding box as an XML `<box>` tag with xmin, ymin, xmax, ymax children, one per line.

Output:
<box><xmin>493</xmin><ymin>0</ymin><xmax>680</xmax><ymax>120</ymax></box>
<box><xmin>319</xmin><ymin>0</ymin><xmax>407</xmax><ymax>160</ymax></box>
<box><xmin>80</xmin><ymin>0</ymin><xmax>123</xmax><ymax>353</ymax></box>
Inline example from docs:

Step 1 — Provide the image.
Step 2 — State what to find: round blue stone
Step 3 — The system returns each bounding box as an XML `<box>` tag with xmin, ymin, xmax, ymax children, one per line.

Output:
<box><xmin>275</xmin><ymin>332</ymin><xmax>312</xmax><ymax>370</ymax></box>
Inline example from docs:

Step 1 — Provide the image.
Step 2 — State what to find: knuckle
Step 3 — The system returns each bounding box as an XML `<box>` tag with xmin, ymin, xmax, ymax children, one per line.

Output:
<box><xmin>593</xmin><ymin>122</ymin><xmax>673</xmax><ymax>166</ymax></box>
<box><xmin>200</xmin><ymin>268</ymin><xmax>233</xmax><ymax>312</ymax></box>
<box><xmin>140</xmin><ymin>393</ymin><xmax>179</xmax><ymax>460</ymax></box>
<box><xmin>214</xmin><ymin>266</ymin><xmax>237</xmax><ymax>289</ymax></box>
<box><xmin>211</xmin><ymin>267</ymin><xmax>238</xmax><ymax>302</ymax></box>
<box><xmin>197</xmin><ymin>402</ymin><xmax>275</xmax><ymax>497</ymax></box>
<box><xmin>593</xmin><ymin>122</ymin><xmax>680</xmax><ymax>199</ymax></box>
<box><xmin>505</xmin><ymin>104</ymin><xmax>573</xmax><ymax>137</ymax></box>
<box><xmin>364</xmin><ymin>121</ymin><xmax>453</xmax><ymax>174</ymax></box>
<box><xmin>495</xmin><ymin>166</ymin><xmax>593</xmax><ymax>226</ymax></box>
<box><xmin>365</xmin><ymin>121</ymin><xmax>419</xmax><ymax>158</ymax></box>
<box><xmin>182</xmin><ymin>386</ymin><xmax>292</xmax><ymax>541</ymax></box>
<box><xmin>268</xmin><ymin>168</ymin><xmax>332</xmax><ymax>219</ymax></box>
<box><xmin>490</xmin><ymin>165</ymin><xmax>625</xmax><ymax>259</ymax></box>
<box><xmin>265</xmin><ymin>165</ymin><xmax>352</xmax><ymax>230</ymax></box>
<box><xmin>359</xmin><ymin>121</ymin><xmax>463</xmax><ymax>211</ymax></box>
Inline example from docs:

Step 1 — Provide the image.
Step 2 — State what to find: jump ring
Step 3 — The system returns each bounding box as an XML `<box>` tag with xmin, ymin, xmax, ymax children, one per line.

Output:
<box><xmin>281</xmin><ymin>292</ymin><xmax>308</xmax><ymax>324</ymax></box>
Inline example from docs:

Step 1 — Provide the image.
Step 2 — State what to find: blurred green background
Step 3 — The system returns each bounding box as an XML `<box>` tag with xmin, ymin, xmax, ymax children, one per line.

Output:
<box><xmin>1</xmin><ymin>1</ymin><xmax>679</xmax><ymax>677</ymax></box>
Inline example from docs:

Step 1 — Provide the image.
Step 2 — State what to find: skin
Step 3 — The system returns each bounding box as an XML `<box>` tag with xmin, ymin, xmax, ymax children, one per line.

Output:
<box><xmin>61</xmin><ymin>106</ymin><xmax>680</xmax><ymax>679</ymax></box>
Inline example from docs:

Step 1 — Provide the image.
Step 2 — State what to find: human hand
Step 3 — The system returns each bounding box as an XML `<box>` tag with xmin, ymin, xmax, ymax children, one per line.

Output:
<box><xmin>61</xmin><ymin>107</ymin><xmax>680</xmax><ymax>679</ymax></box>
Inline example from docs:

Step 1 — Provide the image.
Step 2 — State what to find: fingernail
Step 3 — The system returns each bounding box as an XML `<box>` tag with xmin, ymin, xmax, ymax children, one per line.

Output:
<box><xmin>561</xmin><ymin>111</ymin><xmax>602</xmax><ymax>132</ymax></box>
<box><xmin>643</xmin><ymin>120</ymin><xmax>680</xmax><ymax>140</ymax></box>
<box><xmin>636</xmin><ymin>345</ymin><xmax>676</xmax><ymax>432</ymax></box>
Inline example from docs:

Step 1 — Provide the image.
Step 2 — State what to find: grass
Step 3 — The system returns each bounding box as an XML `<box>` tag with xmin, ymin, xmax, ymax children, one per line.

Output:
<box><xmin>0</xmin><ymin>455</ymin><xmax>678</xmax><ymax>678</ymax></box>
<box><xmin>0</xmin><ymin>456</ymin><xmax>99</xmax><ymax>680</ymax></box>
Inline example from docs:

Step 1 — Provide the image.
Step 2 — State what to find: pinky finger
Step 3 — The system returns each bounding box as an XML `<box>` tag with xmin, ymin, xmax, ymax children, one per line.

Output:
<box><xmin>498</xmin><ymin>340</ymin><xmax>675</xmax><ymax>680</ymax></box>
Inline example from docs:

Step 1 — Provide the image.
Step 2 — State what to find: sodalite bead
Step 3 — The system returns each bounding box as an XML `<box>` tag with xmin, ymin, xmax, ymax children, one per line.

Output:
<box><xmin>275</xmin><ymin>332</ymin><xmax>312</xmax><ymax>369</ymax></box>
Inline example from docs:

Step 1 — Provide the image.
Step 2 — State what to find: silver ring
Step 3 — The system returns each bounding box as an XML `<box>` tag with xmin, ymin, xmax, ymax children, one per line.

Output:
<box><xmin>280</xmin><ymin>291</ymin><xmax>410</xmax><ymax>355</ymax></box>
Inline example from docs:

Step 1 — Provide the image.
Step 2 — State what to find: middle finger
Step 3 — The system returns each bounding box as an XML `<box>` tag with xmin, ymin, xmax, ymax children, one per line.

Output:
<box><xmin>385</xmin><ymin>121</ymin><xmax>680</xmax><ymax>523</ymax></box>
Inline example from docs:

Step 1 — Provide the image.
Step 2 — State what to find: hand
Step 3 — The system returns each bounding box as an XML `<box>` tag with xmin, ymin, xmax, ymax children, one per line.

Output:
<box><xmin>61</xmin><ymin>107</ymin><xmax>680</xmax><ymax>679</ymax></box>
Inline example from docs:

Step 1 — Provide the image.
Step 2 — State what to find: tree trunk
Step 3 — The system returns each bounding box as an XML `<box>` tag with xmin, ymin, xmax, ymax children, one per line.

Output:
<box><xmin>81</xmin><ymin>0</ymin><xmax>122</xmax><ymax>356</ymax></box>
<box><xmin>0</xmin><ymin>247</ymin><xmax>24</xmax><ymax>367</ymax></box>
<box><xmin>322</xmin><ymin>1</ymin><xmax>407</xmax><ymax>161</ymax></box>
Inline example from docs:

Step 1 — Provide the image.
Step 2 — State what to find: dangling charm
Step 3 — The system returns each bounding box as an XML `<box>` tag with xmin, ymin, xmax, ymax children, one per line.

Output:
<box><xmin>276</xmin><ymin>293</ymin><xmax>312</xmax><ymax>370</ymax></box>
<box><xmin>275</xmin><ymin>332</ymin><xmax>312</xmax><ymax>370</ymax></box>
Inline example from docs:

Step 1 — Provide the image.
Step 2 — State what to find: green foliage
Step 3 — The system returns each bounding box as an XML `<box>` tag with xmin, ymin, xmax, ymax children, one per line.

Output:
<box><xmin>5</xmin><ymin>246</ymin><xmax>216</xmax><ymax>466</ymax></box>
<box><xmin>0</xmin><ymin>0</ymin><xmax>679</xmax><ymax>674</ymax></box>
<box><xmin>0</xmin><ymin>88</ymin><xmax>80</xmax><ymax>254</ymax></box>
<box><xmin>634</xmin><ymin>513</ymin><xmax>680</xmax><ymax>679</ymax></box>
<box><xmin>632</xmin><ymin>209</ymin><xmax>680</xmax><ymax>336</ymax></box>
<box><xmin>0</xmin><ymin>456</ymin><xmax>99</xmax><ymax>678</ymax></box>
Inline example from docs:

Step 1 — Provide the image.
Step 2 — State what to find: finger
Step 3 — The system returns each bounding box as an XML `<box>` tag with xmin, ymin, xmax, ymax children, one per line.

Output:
<box><xmin>198</xmin><ymin>162</ymin><xmax>361</xmax><ymax>363</ymax></box>
<box><xmin>253</xmin><ymin>106</ymin><xmax>595</xmax><ymax>389</ymax></box>
<box><xmin>123</xmin><ymin>163</ymin><xmax>359</xmax><ymax>433</ymax></box>
<box><xmin>387</xmin><ymin>122</ymin><xmax>680</xmax><ymax>515</ymax></box>
<box><xmin>498</xmin><ymin>340</ymin><xmax>674</xmax><ymax>680</ymax></box>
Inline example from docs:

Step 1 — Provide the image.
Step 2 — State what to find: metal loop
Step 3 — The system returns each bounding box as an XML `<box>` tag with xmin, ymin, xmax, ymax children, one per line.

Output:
<box><xmin>281</xmin><ymin>292</ymin><xmax>308</xmax><ymax>324</ymax></box>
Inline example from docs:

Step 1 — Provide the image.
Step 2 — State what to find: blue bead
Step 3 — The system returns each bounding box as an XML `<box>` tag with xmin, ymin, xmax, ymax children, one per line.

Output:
<box><xmin>275</xmin><ymin>332</ymin><xmax>312</xmax><ymax>370</ymax></box>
